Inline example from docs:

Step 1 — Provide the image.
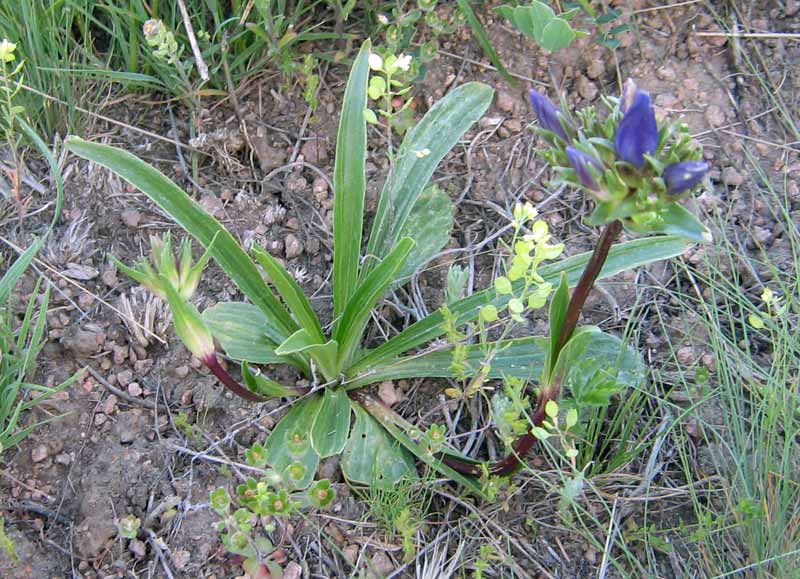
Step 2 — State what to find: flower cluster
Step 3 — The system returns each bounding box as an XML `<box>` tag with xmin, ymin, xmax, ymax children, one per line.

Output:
<box><xmin>529</xmin><ymin>80</ymin><xmax>711</xmax><ymax>239</ymax></box>
<box><xmin>143</xmin><ymin>19</ymin><xmax>182</xmax><ymax>64</ymax></box>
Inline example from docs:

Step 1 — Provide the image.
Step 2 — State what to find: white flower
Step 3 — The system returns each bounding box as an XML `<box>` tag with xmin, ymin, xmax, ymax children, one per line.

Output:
<box><xmin>396</xmin><ymin>54</ymin><xmax>413</xmax><ymax>71</ymax></box>
<box><xmin>368</xmin><ymin>53</ymin><xmax>383</xmax><ymax>71</ymax></box>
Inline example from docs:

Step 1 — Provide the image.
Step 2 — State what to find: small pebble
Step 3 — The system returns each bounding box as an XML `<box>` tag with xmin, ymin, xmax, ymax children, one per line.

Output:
<box><xmin>31</xmin><ymin>445</ymin><xmax>49</xmax><ymax>463</ymax></box>
<box><xmin>378</xmin><ymin>381</ymin><xmax>400</xmax><ymax>407</ymax></box>
<box><xmin>128</xmin><ymin>383</ymin><xmax>143</xmax><ymax>397</ymax></box>
<box><xmin>120</xmin><ymin>209</ymin><xmax>141</xmax><ymax>228</ymax></box>
<box><xmin>284</xmin><ymin>234</ymin><xmax>304</xmax><ymax>259</ymax></box>
<box><xmin>721</xmin><ymin>167</ymin><xmax>744</xmax><ymax>187</ymax></box>
<box><xmin>496</xmin><ymin>91</ymin><xmax>515</xmax><ymax>113</ymax></box>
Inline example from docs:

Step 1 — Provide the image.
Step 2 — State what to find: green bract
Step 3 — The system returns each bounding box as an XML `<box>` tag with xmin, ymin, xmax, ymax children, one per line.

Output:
<box><xmin>65</xmin><ymin>41</ymin><xmax>697</xmax><ymax>498</ymax></box>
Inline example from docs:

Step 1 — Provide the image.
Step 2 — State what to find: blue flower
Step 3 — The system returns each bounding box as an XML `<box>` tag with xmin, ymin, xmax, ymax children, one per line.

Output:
<box><xmin>615</xmin><ymin>89</ymin><xmax>658</xmax><ymax>168</ymax></box>
<box><xmin>529</xmin><ymin>89</ymin><xmax>568</xmax><ymax>140</ymax></box>
<box><xmin>566</xmin><ymin>146</ymin><xmax>603</xmax><ymax>192</ymax></box>
<box><xmin>663</xmin><ymin>161</ymin><xmax>710</xmax><ymax>194</ymax></box>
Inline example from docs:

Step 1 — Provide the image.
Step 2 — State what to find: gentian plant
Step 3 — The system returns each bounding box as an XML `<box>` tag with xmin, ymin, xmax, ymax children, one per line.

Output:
<box><xmin>64</xmin><ymin>42</ymin><xmax>705</xmax><ymax>499</ymax></box>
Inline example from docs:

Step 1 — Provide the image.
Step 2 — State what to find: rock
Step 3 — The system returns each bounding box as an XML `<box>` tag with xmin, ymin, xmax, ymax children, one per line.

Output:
<box><xmin>120</xmin><ymin>209</ymin><xmax>141</xmax><ymax>228</ymax></box>
<box><xmin>751</xmin><ymin>226</ymin><xmax>772</xmax><ymax>246</ymax></box>
<box><xmin>200</xmin><ymin>194</ymin><xmax>224</xmax><ymax>218</ymax></box>
<box><xmin>496</xmin><ymin>91</ymin><xmax>515</xmax><ymax>113</ymax></box>
<box><xmin>284</xmin><ymin>234</ymin><xmax>303</xmax><ymax>259</ymax></box>
<box><xmin>656</xmin><ymin>66</ymin><xmax>676</xmax><ymax>82</ymax></box>
<box><xmin>63</xmin><ymin>328</ymin><xmax>102</xmax><ymax>357</ymax></box>
<box><xmin>586</xmin><ymin>59</ymin><xmax>605</xmax><ymax>79</ymax></box>
<box><xmin>704</xmin><ymin>104</ymin><xmax>726</xmax><ymax>128</ymax></box>
<box><xmin>55</xmin><ymin>452</ymin><xmax>72</xmax><ymax>465</ymax></box>
<box><xmin>283</xmin><ymin>562</ymin><xmax>302</xmax><ymax>579</ymax></box>
<box><xmin>32</xmin><ymin>444</ymin><xmax>49</xmax><ymax>463</ymax></box>
<box><xmin>371</xmin><ymin>551</ymin><xmax>395</xmax><ymax>576</ymax></box>
<box><xmin>787</xmin><ymin>0</ymin><xmax>799</xmax><ymax>17</ymax></box>
<box><xmin>116</xmin><ymin>370</ymin><xmax>133</xmax><ymax>387</ymax></box>
<box><xmin>318</xmin><ymin>456</ymin><xmax>341</xmax><ymax>482</ymax></box>
<box><xmin>103</xmin><ymin>394</ymin><xmax>118</xmax><ymax>415</ymax></box>
<box><xmin>250</xmin><ymin>126</ymin><xmax>287</xmax><ymax>172</ymax></box>
<box><xmin>115</xmin><ymin>410</ymin><xmax>146</xmax><ymax>443</ymax></box>
<box><xmin>676</xmin><ymin>346</ymin><xmax>696</xmax><ymax>366</ymax></box>
<box><xmin>301</xmin><ymin>139</ymin><xmax>329</xmax><ymax>164</ymax></box>
<box><xmin>129</xmin><ymin>539</ymin><xmax>147</xmax><ymax>559</ymax></box>
<box><xmin>63</xmin><ymin>263</ymin><xmax>99</xmax><ymax>281</ymax></box>
<box><xmin>128</xmin><ymin>383</ymin><xmax>143</xmax><ymax>397</ymax></box>
<box><xmin>721</xmin><ymin>167</ymin><xmax>744</xmax><ymax>187</ymax></box>
<box><xmin>577</xmin><ymin>75</ymin><xmax>598</xmax><ymax>101</ymax></box>
<box><xmin>378</xmin><ymin>381</ymin><xmax>400</xmax><ymax>407</ymax></box>
<box><xmin>305</xmin><ymin>238</ymin><xmax>321</xmax><ymax>256</ymax></box>
<box><xmin>174</xmin><ymin>365</ymin><xmax>190</xmax><ymax>378</ymax></box>
<box><xmin>171</xmin><ymin>550</ymin><xmax>191</xmax><ymax>570</ymax></box>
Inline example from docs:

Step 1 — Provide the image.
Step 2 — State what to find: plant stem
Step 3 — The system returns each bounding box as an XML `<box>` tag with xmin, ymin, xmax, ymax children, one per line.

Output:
<box><xmin>443</xmin><ymin>219</ymin><xmax>623</xmax><ymax>477</ymax></box>
<box><xmin>203</xmin><ymin>355</ymin><xmax>266</xmax><ymax>402</ymax></box>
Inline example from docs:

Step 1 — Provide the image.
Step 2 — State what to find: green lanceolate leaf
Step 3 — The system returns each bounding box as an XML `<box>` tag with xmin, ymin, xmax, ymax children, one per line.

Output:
<box><xmin>275</xmin><ymin>329</ymin><xmax>338</xmax><ymax>381</ymax></box>
<box><xmin>241</xmin><ymin>361</ymin><xmax>294</xmax><ymax>398</ymax></box>
<box><xmin>332</xmin><ymin>40</ymin><xmax>371</xmax><ymax>327</ymax></box>
<box><xmin>551</xmin><ymin>326</ymin><xmax>645</xmax><ymax>406</ymax></box>
<box><xmin>253</xmin><ymin>246</ymin><xmax>325</xmax><ymax>343</ymax></box>
<box><xmin>64</xmin><ymin>137</ymin><xmax>297</xmax><ymax>343</ymax></box>
<box><xmin>202</xmin><ymin>302</ymin><xmax>286</xmax><ymax>365</ymax></box>
<box><xmin>264</xmin><ymin>396</ymin><xmax>321</xmax><ymax>490</ymax></box>
<box><xmin>456</xmin><ymin>0</ymin><xmax>516</xmax><ymax>87</ymax></box>
<box><xmin>547</xmin><ymin>273</ymin><xmax>570</xmax><ymax>377</ymax></box>
<box><xmin>349</xmin><ymin>236</ymin><xmax>692</xmax><ymax>375</ymax></box>
<box><xmin>393</xmin><ymin>184</ymin><xmax>454</xmax><ymax>286</ymax></box>
<box><xmin>310</xmin><ymin>387</ymin><xmax>352</xmax><ymax>458</ymax></box>
<box><xmin>336</xmin><ymin>237</ymin><xmax>415</xmax><ymax>369</ymax></box>
<box><xmin>362</xmin><ymin>82</ymin><xmax>494</xmax><ymax>278</ymax></box>
<box><xmin>347</xmin><ymin>336</ymin><xmax>549</xmax><ymax>389</ymax></box>
<box><xmin>341</xmin><ymin>403</ymin><xmax>417</xmax><ymax>488</ymax></box>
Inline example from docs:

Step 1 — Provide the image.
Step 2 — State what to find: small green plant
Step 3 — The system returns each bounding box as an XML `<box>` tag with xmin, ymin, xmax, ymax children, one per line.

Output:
<box><xmin>65</xmin><ymin>42</ymin><xmax>704</xmax><ymax>506</ymax></box>
<box><xmin>210</xmin><ymin>441</ymin><xmax>336</xmax><ymax>575</ymax></box>
<box><xmin>496</xmin><ymin>1</ymin><xmax>630</xmax><ymax>52</ymax></box>
<box><xmin>116</xmin><ymin>514</ymin><xmax>141</xmax><ymax>540</ymax></box>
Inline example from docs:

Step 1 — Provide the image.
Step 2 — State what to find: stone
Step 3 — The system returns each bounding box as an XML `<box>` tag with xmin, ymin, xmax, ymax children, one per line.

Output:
<box><xmin>32</xmin><ymin>444</ymin><xmax>49</xmax><ymax>463</ymax></box>
<box><xmin>120</xmin><ymin>209</ymin><xmax>141</xmax><ymax>228</ymax></box>
<box><xmin>284</xmin><ymin>234</ymin><xmax>304</xmax><ymax>259</ymax></box>
<box><xmin>721</xmin><ymin>167</ymin><xmax>744</xmax><ymax>187</ymax></box>
<box><xmin>301</xmin><ymin>139</ymin><xmax>329</xmax><ymax>164</ymax></box>
<box><xmin>378</xmin><ymin>381</ymin><xmax>400</xmax><ymax>407</ymax></box>
<box><xmin>496</xmin><ymin>91</ymin><xmax>515</xmax><ymax>113</ymax></box>
<box><xmin>115</xmin><ymin>411</ymin><xmax>146</xmax><ymax>444</ymax></box>
<box><xmin>676</xmin><ymin>346</ymin><xmax>696</xmax><ymax>366</ymax></box>
<box><xmin>129</xmin><ymin>539</ymin><xmax>147</xmax><ymax>559</ymax></box>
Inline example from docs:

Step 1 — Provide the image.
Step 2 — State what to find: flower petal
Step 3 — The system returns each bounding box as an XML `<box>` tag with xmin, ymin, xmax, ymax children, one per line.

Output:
<box><xmin>615</xmin><ymin>90</ymin><xmax>658</xmax><ymax>168</ymax></box>
<box><xmin>566</xmin><ymin>146</ymin><xmax>603</xmax><ymax>191</ymax></box>
<box><xmin>529</xmin><ymin>89</ymin><xmax>568</xmax><ymax>140</ymax></box>
<box><xmin>663</xmin><ymin>161</ymin><xmax>710</xmax><ymax>194</ymax></box>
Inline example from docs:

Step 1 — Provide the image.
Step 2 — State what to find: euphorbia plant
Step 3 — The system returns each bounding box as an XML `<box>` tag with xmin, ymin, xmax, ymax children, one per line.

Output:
<box><xmin>65</xmin><ymin>42</ymin><xmax>702</xmax><ymax>498</ymax></box>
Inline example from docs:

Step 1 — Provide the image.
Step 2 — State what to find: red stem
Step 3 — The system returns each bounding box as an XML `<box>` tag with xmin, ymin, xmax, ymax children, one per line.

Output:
<box><xmin>203</xmin><ymin>355</ymin><xmax>267</xmax><ymax>403</ymax></box>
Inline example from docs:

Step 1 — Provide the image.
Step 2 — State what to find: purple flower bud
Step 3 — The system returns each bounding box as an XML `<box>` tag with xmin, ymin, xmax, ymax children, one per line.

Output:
<box><xmin>566</xmin><ymin>146</ymin><xmax>603</xmax><ymax>192</ymax></box>
<box><xmin>615</xmin><ymin>89</ymin><xmax>658</xmax><ymax>168</ymax></box>
<box><xmin>663</xmin><ymin>160</ymin><xmax>710</xmax><ymax>194</ymax></box>
<box><xmin>529</xmin><ymin>88</ymin><xmax>568</xmax><ymax>140</ymax></box>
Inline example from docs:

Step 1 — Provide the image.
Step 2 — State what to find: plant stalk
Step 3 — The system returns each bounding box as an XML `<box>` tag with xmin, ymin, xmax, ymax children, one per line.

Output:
<box><xmin>203</xmin><ymin>355</ymin><xmax>266</xmax><ymax>403</ymax></box>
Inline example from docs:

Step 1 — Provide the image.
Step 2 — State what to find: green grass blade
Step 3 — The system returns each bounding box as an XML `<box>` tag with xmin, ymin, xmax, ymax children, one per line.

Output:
<box><xmin>253</xmin><ymin>246</ymin><xmax>325</xmax><ymax>344</ymax></box>
<box><xmin>332</xmin><ymin>40</ymin><xmax>371</xmax><ymax>327</ymax></box>
<box><xmin>0</xmin><ymin>240</ymin><xmax>41</xmax><ymax>304</ymax></box>
<box><xmin>455</xmin><ymin>0</ymin><xmax>516</xmax><ymax>87</ymax></box>
<box><xmin>64</xmin><ymin>137</ymin><xmax>297</xmax><ymax>343</ymax></box>
<box><xmin>336</xmin><ymin>237</ymin><xmax>415</xmax><ymax>370</ymax></box>
<box><xmin>349</xmin><ymin>235</ymin><xmax>691</xmax><ymax>374</ymax></box>
<box><xmin>362</xmin><ymin>82</ymin><xmax>494</xmax><ymax>278</ymax></box>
